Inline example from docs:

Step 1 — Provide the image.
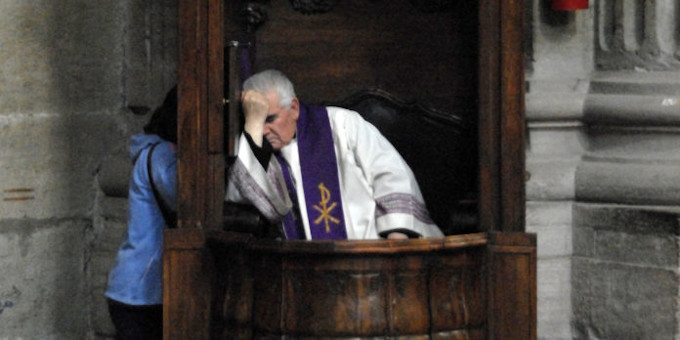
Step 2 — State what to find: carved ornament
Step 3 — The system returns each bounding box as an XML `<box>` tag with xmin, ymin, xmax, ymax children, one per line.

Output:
<box><xmin>241</xmin><ymin>2</ymin><xmax>268</xmax><ymax>31</ymax></box>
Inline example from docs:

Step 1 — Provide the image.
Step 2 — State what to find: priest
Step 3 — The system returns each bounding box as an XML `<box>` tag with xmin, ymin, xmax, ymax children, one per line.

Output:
<box><xmin>225</xmin><ymin>69</ymin><xmax>443</xmax><ymax>240</ymax></box>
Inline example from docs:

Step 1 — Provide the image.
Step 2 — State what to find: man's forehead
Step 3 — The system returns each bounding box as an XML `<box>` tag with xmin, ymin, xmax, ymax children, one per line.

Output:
<box><xmin>264</xmin><ymin>91</ymin><xmax>280</xmax><ymax>104</ymax></box>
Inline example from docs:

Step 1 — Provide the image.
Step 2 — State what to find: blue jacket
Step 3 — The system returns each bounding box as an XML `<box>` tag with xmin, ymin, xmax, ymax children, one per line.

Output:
<box><xmin>105</xmin><ymin>133</ymin><xmax>177</xmax><ymax>305</ymax></box>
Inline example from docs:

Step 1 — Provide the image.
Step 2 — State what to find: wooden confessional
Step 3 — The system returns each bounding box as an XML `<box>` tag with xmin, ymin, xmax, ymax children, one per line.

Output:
<box><xmin>164</xmin><ymin>0</ymin><xmax>535</xmax><ymax>339</ymax></box>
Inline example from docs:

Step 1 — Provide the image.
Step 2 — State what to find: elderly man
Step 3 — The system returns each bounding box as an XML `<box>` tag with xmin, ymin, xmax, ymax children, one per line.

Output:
<box><xmin>226</xmin><ymin>69</ymin><xmax>443</xmax><ymax>240</ymax></box>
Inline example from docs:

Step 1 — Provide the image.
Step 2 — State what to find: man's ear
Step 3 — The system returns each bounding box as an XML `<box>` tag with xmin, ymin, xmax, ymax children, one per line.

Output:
<box><xmin>291</xmin><ymin>98</ymin><xmax>300</xmax><ymax>120</ymax></box>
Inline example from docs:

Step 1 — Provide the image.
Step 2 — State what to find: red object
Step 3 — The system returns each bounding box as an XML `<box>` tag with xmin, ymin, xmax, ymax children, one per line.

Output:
<box><xmin>552</xmin><ymin>0</ymin><xmax>588</xmax><ymax>10</ymax></box>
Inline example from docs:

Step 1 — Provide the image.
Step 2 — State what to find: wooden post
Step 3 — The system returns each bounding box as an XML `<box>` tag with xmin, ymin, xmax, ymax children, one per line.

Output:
<box><xmin>479</xmin><ymin>0</ymin><xmax>526</xmax><ymax>233</ymax></box>
<box><xmin>487</xmin><ymin>232</ymin><xmax>537</xmax><ymax>339</ymax></box>
<box><xmin>176</xmin><ymin>0</ymin><xmax>224</xmax><ymax>230</ymax></box>
<box><xmin>479</xmin><ymin>1</ymin><xmax>534</xmax><ymax>338</ymax></box>
<box><xmin>165</xmin><ymin>0</ymin><xmax>223</xmax><ymax>338</ymax></box>
<box><xmin>163</xmin><ymin>229</ymin><xmax>214</xmax><ymax>339</ymax></box>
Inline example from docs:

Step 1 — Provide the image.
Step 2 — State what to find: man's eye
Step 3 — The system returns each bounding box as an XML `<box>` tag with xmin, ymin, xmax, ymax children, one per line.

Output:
<box><xmin>265</xmin><ymin>115</ymin><xmax>277</xmax><ymax>123</ymax></box>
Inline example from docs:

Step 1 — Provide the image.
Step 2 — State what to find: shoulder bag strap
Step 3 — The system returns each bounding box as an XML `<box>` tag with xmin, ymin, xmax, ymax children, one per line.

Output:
<box><xmin>147</xmin><ymin>143</ymin><xmax>177</xmax><ymax>229</ymax></box>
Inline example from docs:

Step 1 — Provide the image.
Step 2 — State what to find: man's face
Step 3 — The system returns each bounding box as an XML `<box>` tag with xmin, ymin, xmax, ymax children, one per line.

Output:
<box><xmin>263</xmin><ymin>91</ymin><xmax>299</xmax><ymax>150</ymax></box>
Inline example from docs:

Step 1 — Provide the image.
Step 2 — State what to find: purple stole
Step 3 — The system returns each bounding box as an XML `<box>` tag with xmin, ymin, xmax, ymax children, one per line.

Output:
<box><xmin>276</xmin><ymin>104</ymin><xmax>348</xmax><ymax>240</ymax></box>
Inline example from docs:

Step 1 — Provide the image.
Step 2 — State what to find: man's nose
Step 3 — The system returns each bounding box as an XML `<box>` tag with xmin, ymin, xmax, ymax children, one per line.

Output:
<box><xmin>262</xmin><ymin>124</ymin><xmax>271</xmax><ymax>135</ymax></box>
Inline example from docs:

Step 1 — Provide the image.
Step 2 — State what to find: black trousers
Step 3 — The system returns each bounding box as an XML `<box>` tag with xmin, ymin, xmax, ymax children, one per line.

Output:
<box><xmin>107</xmin><ymin>298</ymin><xmax>162</xmax><ymax>340</ymax></box>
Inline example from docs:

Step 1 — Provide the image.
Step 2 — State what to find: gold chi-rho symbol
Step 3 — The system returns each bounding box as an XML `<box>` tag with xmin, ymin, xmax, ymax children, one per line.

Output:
<box><xmin>313</xmin><ymin>182</ymin><xmax>340</xmax><ymax>232</ymax></box>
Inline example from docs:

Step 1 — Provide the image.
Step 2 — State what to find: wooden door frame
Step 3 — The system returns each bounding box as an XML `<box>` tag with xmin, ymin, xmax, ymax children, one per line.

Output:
<box><xmin>478</xmin><ymin>0</ymin><xmax>526</xmax><ymax>232</ymax></box>
<box><xmin>176</xmin><ymin>0</ymin><xmax>225</xmax><ymax>230</ymax></box>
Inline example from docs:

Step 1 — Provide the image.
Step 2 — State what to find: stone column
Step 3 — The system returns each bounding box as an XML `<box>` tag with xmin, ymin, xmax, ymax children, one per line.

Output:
<box><xmin>525</xmin><ymin>1</ymin><xmax>593</xmax><ymax>338</ymax></box>
<box><xmin>571</xmin><ymin>0</ymin><xmax>680</xmax><ymax>338</ymax></box>
<box><xmin>573</xmin><ymin>71</ymin><xmax>680</xmax><ymax>338</ymax></box>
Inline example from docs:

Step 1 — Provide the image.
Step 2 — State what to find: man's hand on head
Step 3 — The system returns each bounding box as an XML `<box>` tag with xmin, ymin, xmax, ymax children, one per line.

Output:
<box><xmin>242</xmin><ymin>90</ymin><xmax>269</xmax><ymax>147</ymax></box>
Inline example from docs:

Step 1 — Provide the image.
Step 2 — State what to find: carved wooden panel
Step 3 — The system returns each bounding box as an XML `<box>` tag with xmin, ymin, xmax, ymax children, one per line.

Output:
<box><xmin>209</xmin><ymin>233</ymin><xmax>489</xmax><ymax>339</ymax></box>
<box><xmin>163</xmin><ymin>229</ymin><xmax>214</xmax><ymax>340</ymax></box>
<box><xmin>487</xmin><ymin>232</ymin><xmax>537</xmax><ymax>339</ymax></box>
<box><xmin>430</xmin><ymin>255</ymin><xmax>485</xmax><ymax>333</ymax></box>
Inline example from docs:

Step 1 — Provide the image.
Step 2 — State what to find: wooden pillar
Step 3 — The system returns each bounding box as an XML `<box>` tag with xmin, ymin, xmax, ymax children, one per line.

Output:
<box><xmin>176</xmin><ymin>0</ymin><xmax>224</xmax><ymax>230</ymax></box>
<box><xmin>165</xmin><ymin>0</ymin><xmax>223</xmax><ymax>338</ymax></box>
<box><xmin>479</xmin><ymin>1</ymin><xmax>534</xmax><ymax>339</ymax></box>
<box><xmin>478</xmin><ymin>0</ymin><xmax>526</xmax><ymax>233</ymax></box>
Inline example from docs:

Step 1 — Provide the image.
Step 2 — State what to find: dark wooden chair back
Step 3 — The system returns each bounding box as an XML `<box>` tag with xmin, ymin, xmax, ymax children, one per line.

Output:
<box><xmin>332</xmin><ymin>89</ymin><xmax>477</xmax><ymax>235</ymax></box>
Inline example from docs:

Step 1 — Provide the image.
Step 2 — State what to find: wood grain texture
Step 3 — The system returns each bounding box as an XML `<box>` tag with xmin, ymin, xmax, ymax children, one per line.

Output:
<box><xmin>251</xmin><ymin>0</ymin><xmax>478</xmax><ymax>117</ymax></box>
<box><xmin>487</xmin><ymin>232</ymin><xmax>537</xmax><ymax>340</ymax></box>
<box><xmin>478</xmin><ymin>0</ymin><xmax>502</xmax><ymax>232</ymax></box>
<box><xmin>499</xmin><ymin>0</ymin><xmax>527</xmax><ymax>232</ymax></box>
<box><xmin>209</xmin><ymin>232</ymin><xmax>488</xmax><ymax>338</ymax></box>
<box><xmin>177</xmin><ymin>0</ymin><xmax>224</xmax><ymax>229</ymax></box>
<box><xmin>163</xmin><ymin>229</ymin><xmax>213</xmax><ymax>340</ymax></box>
<box><xmin>477</xmin><ymin>0</ymin><xmax>527</xmax><ymax>233</ymax></box>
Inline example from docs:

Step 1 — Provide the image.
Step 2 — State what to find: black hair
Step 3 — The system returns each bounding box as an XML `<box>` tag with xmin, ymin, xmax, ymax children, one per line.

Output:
<box><xmin>143</xmin><ymin>86</ymin><xmax>178</xmax><ymax>144</ymax></box>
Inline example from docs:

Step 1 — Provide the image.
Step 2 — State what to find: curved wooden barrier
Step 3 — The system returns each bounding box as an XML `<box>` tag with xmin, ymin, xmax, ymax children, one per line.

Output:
<box><xmin>164</xmin><ymin>230</ymin><xmax>535</xmax><ymax>339</ymax></box>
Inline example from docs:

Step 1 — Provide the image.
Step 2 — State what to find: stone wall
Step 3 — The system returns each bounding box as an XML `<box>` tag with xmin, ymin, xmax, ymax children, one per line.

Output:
<box><xmin>572</xmin><ymin>70</ymin><xmax>680</xmax><ymax>340</ymax></box>
<box><xmin>526</xmin><ymin>0</ymin><xmax>680</xmax><ymax>338</ymax></box>
<box><xmin>526</xmin><ymin>2</ymin><xmax>593</xmax><ymax>338</ymax></box>
<box><xmin>572</xmin><ymin>205</ymin><xmax>680</xmax><ymax>339</ymax></box>
<box><xmin>90</xmin><ymin>190</ymin><xmax>129</xmax><ymax>338</ymax></box>
<box><xmin>0</xmin><ymin>1</ymin><xmax>176</xmax><ymax>338</ymax></box>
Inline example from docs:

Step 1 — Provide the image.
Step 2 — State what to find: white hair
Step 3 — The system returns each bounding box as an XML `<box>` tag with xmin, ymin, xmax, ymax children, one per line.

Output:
<box><xmin>242</xmin><ymin>69</ymin><xmax>296</xmax><ymax>109</ymax></box>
